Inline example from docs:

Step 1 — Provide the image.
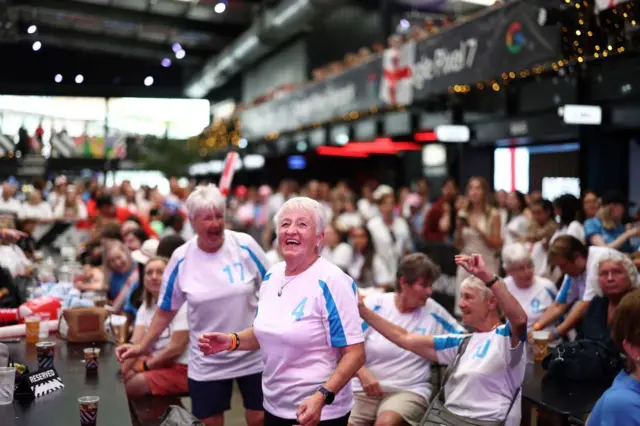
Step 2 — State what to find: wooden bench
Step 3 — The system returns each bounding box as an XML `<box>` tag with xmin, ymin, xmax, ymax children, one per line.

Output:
<box><xmin>129</xmin><ymin>394</ymin><xmax>189</xmax><ymax>426</ymax></box>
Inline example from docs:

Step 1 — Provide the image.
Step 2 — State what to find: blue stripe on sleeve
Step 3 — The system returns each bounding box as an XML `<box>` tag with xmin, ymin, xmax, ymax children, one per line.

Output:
<box><xmin>433</xmin><ymin>335</ymin><xmax>466</xmax><ymax>351</ymax></box>
<box><xmin>319</xmin><ymin>280</ymin><xmax>347</xmax><ymax>347</ymax></box>
<box><xmin>159</xmin><ymin>258</ymin><xmax>185</xmax><ymax>311</ymax></box>
<box><xmin>352</xmin><ymin>281</ymin><xmax>357</xmax><ymax>295</ymax></box>
<box><xmin>430</xmin><ymin>313</ymin><xmax>464</xmax><ymax>334</ymax></box>
<box><xmin>544</xmin><ymin>287</ymin><xmax>556</xmax><ymax>301</ymax></box>
<box><xmin>240</xmin><ymin>245</ymin><xmax>267</xmax><ymax>279</ymax></box>
<box><xmin>360</xmin><ymin>305</ymin><xmax>381</xmax><ymax>333</ymax></box>
<box><xmin>556</xmin><ymin>275</ymin><xmax>571</xmax><ymax>303</ymax></box>
<box><xmin>496</xmin><ymin>322</ymin><xmax>511</xmax><ymax>336</ymax></box>
<box><xmin>263</xmin><ymin>273</ymin><xmax>272</xmax><ymax>282</ymax></box>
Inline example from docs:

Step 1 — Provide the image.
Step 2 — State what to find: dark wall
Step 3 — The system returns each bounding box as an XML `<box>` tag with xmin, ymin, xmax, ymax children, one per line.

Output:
<box><xmin>581</xmin><ymin>128</ymin><xmax>630</xmax><ymax>196</ymax></box>
<box><xmin>459</xmin><ymin>146</ymin><xmax>494</xmax><ymax>190</ymax></box>
<box><xmin>306</xmin><ymin>4</ymin><xmax>384</xmax><ymax>71</ymax></box>
<box><xmin>528</xmin><ymin>151</ymin><xmax>579</xmax><ymax>192</ymax></box>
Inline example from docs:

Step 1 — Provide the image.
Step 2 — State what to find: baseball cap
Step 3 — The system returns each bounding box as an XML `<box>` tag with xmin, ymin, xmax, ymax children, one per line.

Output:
<box><xmin>131</xmin><ymin>239</ymin><xmax>160</xmax><ymax>265</ymax></box>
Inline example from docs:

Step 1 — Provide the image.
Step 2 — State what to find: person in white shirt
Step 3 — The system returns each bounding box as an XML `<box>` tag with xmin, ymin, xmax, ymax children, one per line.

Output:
<box><xmin>503</xmin><ymin>191</ymin><xmax>529</xmax><ymax>247</ymax></box>
<box><xmin>117</xmin><ymin>184</ymin><xmax>270</xmax><ymax>426</ymax></box>
<box><xmin>348</xmin><ymin>226</ymin><xmax>393</xmax><ymax>292</ymax></box>
<box><xmin>358</xmin><ymin>253</ymin><xmax>528</xmax><ymax>426</ymax></box>
<box><xmin>199</xmin><ymin>197</ymin><xmax>365</xmax><ymax>426</ymax></box>
<box><xmin>351</xmin><ymin>253</ymin><xmax>464</xmax><ymax>426</ymax></box>
<box><xmin>0</xmin><ymin>182</ymin><xmax>21</xmax><ymax>216</ymax></box>
<box><xmin>320</xmin><ymin>224</ymin><xmax>353</xmax><ymax>271</ymax></box>
<box><xmin>119</xmin><ymin>257</ymin><xmax>189</xmax><ymax>397</ymax></box>
<box><xmin>501</xmin><ymin>243</ymin><xmax>558</xmax><ymax>359</ymax></box>
<box><xmin>550</xmin><ymin>194</ymin><xmax>585</xmax><ymax>244</ymax></box>
<box><xmin>20</xmin><ymin>189</ymin><xmax>53</xmax><ymax>220</ymax></box>
<box><xmin>367</xmin><ymin>189</ymin><xmax>412</xmax><ymax>279</ymax></box>
<box><xmin>531</xmin><ymin>235</ymin><xmax>616</xmax><ymax>340</ymax></box>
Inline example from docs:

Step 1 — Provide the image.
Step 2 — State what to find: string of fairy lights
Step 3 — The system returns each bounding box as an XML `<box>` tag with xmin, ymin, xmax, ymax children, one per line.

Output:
<box><xmin>190</xmin><ymin>0</ymin><xmax>639</xmax><ymax>155</ymax></box>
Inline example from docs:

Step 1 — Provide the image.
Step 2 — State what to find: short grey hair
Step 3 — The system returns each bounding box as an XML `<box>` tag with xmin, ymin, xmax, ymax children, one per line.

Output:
<box><xmin>274</xmin><ymin>196</ymin><xmax>326</xmax><ymax>235</ymax></box>
<box><xmin>461</xmin><ymin>276</ymin><xmax>494</xmax><ymax>302</ymax></box>
<box><xmin>185</xmin><ymin>184</ymin><xmax>226</xmax><ymax>220</ymax></box>
<box><xmin>502</xmin><ymin>243</ymin><xmax>532</xmax><ymax>270</ymax></box>
<box><xmin>596</xmin><ymin>251</ymin><xmax>640</xmax><ymax>291</ymax></box>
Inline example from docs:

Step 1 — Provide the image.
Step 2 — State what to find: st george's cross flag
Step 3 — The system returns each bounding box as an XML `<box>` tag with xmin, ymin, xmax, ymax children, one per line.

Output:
<box><xmin>380</xmin><ymin>41</ymin><xmax>415</xmax><ymax>106</ymax></box>
<box><xmin>594</xmin><ymin>0</ymin><xmax>629</xmax><ymax>12</ymax></box>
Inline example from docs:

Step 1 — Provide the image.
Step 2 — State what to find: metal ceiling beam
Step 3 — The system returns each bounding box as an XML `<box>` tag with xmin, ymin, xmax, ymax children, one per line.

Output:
<box><xmin>15</xmin><ymin>0</ymin><xmax>245</xmax><ymax>37</ymax></box>
<box><xmin>15</xmin><ymin>26</ymin><xmax>210</xmax><ymax>64</ymax></box>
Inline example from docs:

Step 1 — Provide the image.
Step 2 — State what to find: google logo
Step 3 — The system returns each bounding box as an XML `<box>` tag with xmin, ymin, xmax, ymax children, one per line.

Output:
<box><xmin>505</xmin><ymin>22</ymin><xmax>525</xmax><ymax>54</ymax></box>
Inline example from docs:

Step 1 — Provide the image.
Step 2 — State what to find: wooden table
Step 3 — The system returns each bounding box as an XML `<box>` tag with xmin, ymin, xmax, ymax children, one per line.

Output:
<box><xmin>522</xmin><ymin>363</ymin><xmax>612</xmax><ymax>424</ymax></box>
<box><xmin>0</xmin><ymin>337</ymin><xmax>133</xmax><ymax>426</ymax></box>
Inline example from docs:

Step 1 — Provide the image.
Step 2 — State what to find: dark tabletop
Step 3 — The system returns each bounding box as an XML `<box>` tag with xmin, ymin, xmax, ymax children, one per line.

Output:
<box><xmin>523</xmin><ymin>363</ymin><xmax>612</xmax><ymax>417</ymax></box>
<box><xmin>0</xmin><ymin>337</ymin><xmax>132</xmax><ymax>426</ymax></box>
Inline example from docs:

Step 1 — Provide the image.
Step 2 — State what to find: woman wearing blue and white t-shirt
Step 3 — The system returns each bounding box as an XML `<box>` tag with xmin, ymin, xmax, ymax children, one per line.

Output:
<box><xmin>117</xmin><ymin>184</ymin><xmax>270</xmax><ymax>426</ymax></box>
<box><xmin>199</xmin><ymin>197</ymin><xmax>365</xmax><ymax>426</ymax></box>
<box><xmin>359</xmin><ymin>253</ymin><xmax>528</xmax><ymax>426</ymax></box>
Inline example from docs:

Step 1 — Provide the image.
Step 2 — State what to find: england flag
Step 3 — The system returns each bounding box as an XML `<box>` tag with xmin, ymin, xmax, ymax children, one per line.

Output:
<box><xmin>380</xmin><ymin>41</ymin><xmax>415</xmax><ymax>106</ymax></box>
<box><xmin>594</xmin><ymin>0</ymin><xmax>629</xmax><ymax>12</ymax></box>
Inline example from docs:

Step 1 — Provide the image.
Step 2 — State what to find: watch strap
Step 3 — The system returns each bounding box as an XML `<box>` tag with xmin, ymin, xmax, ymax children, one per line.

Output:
<box><xmin>484</xmin><ymin>275</ymin><xmax>499</xmax><ymax>288</ymax></box>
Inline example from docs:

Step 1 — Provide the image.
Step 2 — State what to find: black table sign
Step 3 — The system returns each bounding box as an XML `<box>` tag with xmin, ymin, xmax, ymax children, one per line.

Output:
<box><xmin>26</xmin><ymin>368</ymin><xmax>64</xmax><ymax>398</ymax></box>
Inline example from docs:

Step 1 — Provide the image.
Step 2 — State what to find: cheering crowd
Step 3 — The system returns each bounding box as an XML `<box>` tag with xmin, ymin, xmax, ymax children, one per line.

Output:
<box><xmin>1</xmin><ymin>175</ymin><xmax>640</xmax><ymax>426</ymax></box>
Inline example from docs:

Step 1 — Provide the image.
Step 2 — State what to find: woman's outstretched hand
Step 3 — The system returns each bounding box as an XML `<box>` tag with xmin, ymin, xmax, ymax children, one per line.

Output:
<box><xmin>198</xmin><ymin>332</ymin><xmax>232</xmax><ymax>355</ymax></box>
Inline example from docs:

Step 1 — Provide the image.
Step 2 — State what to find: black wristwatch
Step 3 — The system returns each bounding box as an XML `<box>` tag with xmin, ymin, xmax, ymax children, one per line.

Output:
<box><xmin>317</xmin><ymin>386</ymin><xmax>335</xmax><ymax>405</ymax></box>
<box><xmin>484</xmin><ymin>275</ymin><xmax>499</xmax><ymax>288</ymax></box>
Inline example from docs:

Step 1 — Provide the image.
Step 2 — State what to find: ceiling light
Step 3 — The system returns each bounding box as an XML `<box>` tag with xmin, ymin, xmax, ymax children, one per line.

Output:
<box><xmin>27</xmin><ymin>25</ymin><xmax>37</xmax><ymax>34</ymax></box>
<box><xmin>161</xmin><ymin>58</ymin><xmax>172</xmax><ymax>68</ymax></box>
<box><xmin>400</xmin><ymin>19</ymin><xmax>410</xmax><ymax>29</ymax></box>
<box><xmin>172</xmin><ymin>43</ymin><xmax>182</xmax><ymax>53</ymax></box>
<box><xmin>32</xmin><ymin>41</ymin><xmax>41</xmax><ymax>51</ymax></box>
<box><xmin>144</xmin><ymin>76</ymin><xmax>154</xmax><ymax>87</ymax></box>
<box><xmin>54</xmin><ymin>74</ymin><xmax>63</xmax><ymax>83</ymax></box>
<box><xmin>75</xmin><ymin>74</ymin><xmax>84</xmax><ymax>84</ymax></box>
<box><xmin>175</xmin><ymin>49</ymin><xmax>186</xmax><ymax>59</ymax></box>
<box><xmin>214</xmin><ymin>2</ymin><xmax>226</xmax><ymax>13</ymax></box>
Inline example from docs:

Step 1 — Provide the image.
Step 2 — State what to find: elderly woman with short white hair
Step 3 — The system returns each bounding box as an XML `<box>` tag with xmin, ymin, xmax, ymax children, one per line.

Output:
<box><xmin>358</xmin><ymin>253</ymin><xmax>527</xmax><ymax>426</ymax></box>
<box><xmin>117</xmin><ymin>184</ymin><xmax>270</xmax><ymax>426</ymax></box>
<box><xmin>502</xmin><ymin>243</ymin><xmax>558</xmax><ymax>336</ymax></box>
<box><xmin>199</xmin><ymin>196</ymin><xmax>365</xmax><ymax>426</ymax></box>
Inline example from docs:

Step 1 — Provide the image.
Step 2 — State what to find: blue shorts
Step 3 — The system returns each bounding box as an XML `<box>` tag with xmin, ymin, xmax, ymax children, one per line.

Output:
<box><xmin>188</xmin><ymin>372</ymin><xmax>263</xmax><ymax>420</ymax></box>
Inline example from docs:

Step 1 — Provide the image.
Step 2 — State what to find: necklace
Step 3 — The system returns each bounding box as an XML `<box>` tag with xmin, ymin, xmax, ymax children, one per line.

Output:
<box><xmin>278</xmin><ymin>275</ymin><xmax>299</xmax><ymax>297</ymax></box>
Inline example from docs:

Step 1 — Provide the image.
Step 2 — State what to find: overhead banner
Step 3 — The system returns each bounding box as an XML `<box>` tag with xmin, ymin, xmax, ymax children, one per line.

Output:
<box><xmin>411</xmin><ymin>0</ymin><xmax>560</xmax><ymax>100</ymax></box>
<box><xmin>240</xmin><ymin>57</ymin><xmax>382</xmax><ymax>140</ymax></box>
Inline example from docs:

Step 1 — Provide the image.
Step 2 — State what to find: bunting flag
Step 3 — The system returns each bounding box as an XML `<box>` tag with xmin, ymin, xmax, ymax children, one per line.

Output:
<box><xmin>594</xmin><ymin>0</ymin><xmax>628</xmax><ymax>12</ymax></box>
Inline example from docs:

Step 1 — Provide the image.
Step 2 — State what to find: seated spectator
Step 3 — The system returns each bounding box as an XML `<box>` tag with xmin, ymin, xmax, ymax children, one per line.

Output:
<box><xmin>502</xmin><ymin>243</ymin><xmax>557</xmax><ymax>351</ymax></box>
<box><xmin>104</xmin><ymin>241</ymin><xmax>138</xmax><ymax>312</ymax></box>
<box><xmin>359</xmin><ymin>253</ymin><xmax>527</xmax><ymax>426</ymax></box>
<box><xmin>351</xmin><ymin>253</ymin><xmax>463</xmax><ymax>426</ymax></box>
<box><xmin>118</xmin><ymin>256</ymin><xmax>189</xmax><ymax>397</ymax></box>
<box><xmin>320</xmin><ymin>224</ymin><xmax>352</xmax><ymax>271</ymax></box>
<box><xmin>53</xmin><ymin>186</ymin><xmax>88</xmax><ymax>220</ymax></box>
<box><xmin>587</xmin><ymin>290</ymin><xmax>640</xmax><ymax>426</ymax></box>
<box><xmin>580</xmin><ymin>251</ymin><xmax>638</xmax><ymax>348</ymax></box>
<box><xmin>551</xmin><ymin>194</ymin><xmax>585</xmax><ymax>244</ymax></box>
<box><xmin>585</xmin><ymin>191</ymin><xmax>639</xmax><ymax>253</ymax></box>
<box><xmin>348</xmin><ymin>226</ymin><xmax>393</xmax><ymax>291</ymax></box>
<box><xmin>20</xmin><ymin>189</ymin><xmax>53</xmax><ymax>221</ymax></box>
<box><xmin>124</xmin><ymin>238</ymin><xmax>161</xmax><ymax>319</ymax></box>
<box><xmin>123</xmin><ymin>228</ymin><xmax>148</xmax><ymax>253</ymax></box>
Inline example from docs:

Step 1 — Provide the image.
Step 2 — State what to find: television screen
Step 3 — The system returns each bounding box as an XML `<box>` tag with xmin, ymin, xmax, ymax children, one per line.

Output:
<box><xmin>288</xmin><ymin>155</ymin><xmax>306</xmax><ymax>170</ymax></box>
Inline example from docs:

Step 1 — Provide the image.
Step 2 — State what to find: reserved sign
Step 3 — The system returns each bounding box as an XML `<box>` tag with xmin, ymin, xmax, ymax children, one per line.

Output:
<box><xmin>27</xmin><ymin>368</ymin><xmax>64</xmax><ymax>398</ymax></box>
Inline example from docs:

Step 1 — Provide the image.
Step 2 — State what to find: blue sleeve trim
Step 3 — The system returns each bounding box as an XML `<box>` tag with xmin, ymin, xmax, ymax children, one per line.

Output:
<box><xmin>430</xmin><ymin>313</ymin><xmax>464</xmax><ymax>334</ymax></box>
<box><xmin>263</xmin><ymin>273</ymin><xmax>272</xmax><ymax>282</ymax></box>
<box><xmin>159</xmin><ymin>257</ymin><xmax>185</xmax><ymax>311</ymax></box>
<box><xmin>544</xmin><ymin>287</ymin><xmax>557</xmax><ymax>302</ymax></box>
<box><xmin>352</xmin><ymin>281</ymin><xmax>357</xmax><ymax>295</ymax></box>
<box><xmin>319</xmin><ymin>279</ymin><xmax>348</xmax><ymax>347</ymax></box>
<box><xmin>433</xmin><ymin>335</ymin><xmax>466</xmax><ymax>351</ymax></box>
<box><xmin>240</xmin><ymin>244</ymin><xmax>267</xmax><ymax>279</ymax></box>
<box><xmin>360</xmin><ymin>305</ymin><xmax>381</xmax><ymax>333</ymax></box>
<box><xmin>556</xmin><ymin>275</ymin><xmax>571</xmax><ymax>304</ymax></box>
<box><xmin>496</xmin><ymin>322</ymin><xmax>511</xmax><ymax>337</ymax></box>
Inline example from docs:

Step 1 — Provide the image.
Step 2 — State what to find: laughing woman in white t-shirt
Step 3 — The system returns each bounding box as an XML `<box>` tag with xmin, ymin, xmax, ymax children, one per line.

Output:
<box><xmin>117</xmin><ymin>184</ymin><xmax>270</xmax><ymax>426</ymax></box>
<box><xmin>359</xmin><ymin>253</ymin><xmax>528</xmax><ymax>426</ymax></box>
<box><xmin>119</xmin><ymin>256</ymin><xmax>189</xmax><ymax>397</ymax></box>
<box><xmin>199</xmin><ymin>197</ymin><xmax>366</xmax><ymax>426</ymax></box>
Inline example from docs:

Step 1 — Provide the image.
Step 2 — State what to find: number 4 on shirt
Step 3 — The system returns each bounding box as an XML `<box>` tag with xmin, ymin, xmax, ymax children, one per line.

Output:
<box><xmin>291</xmin><ymin>297</ymin><xmax>308</xmax><ymax>321</ymax></box>
<box><xmin>222</xmin><ymin>263</ymin><xmax>245</xmax><ymax>284</ymax></box>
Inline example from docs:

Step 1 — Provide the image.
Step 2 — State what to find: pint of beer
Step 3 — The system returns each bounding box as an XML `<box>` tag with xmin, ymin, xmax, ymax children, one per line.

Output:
<box><xmin>25</xmin><ymin>316</ymin><xmax>41</xmax><ymax>344</ymax></box>
<box><xmin>532</xmin><ymin>330</ymin><xmax>551</xmax><ymax>362</ymax></box>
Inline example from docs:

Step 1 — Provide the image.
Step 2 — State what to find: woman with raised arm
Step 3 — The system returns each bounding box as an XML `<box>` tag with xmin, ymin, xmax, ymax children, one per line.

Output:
<box><xmin>358</xmin><ymin>253</ymin><xmax>527</xmax><ymax>426</ymax></box>
<box><xmin>199</xmin><ymin>197</ymin><xmax>365</xmax><ymax>426</ymax></box>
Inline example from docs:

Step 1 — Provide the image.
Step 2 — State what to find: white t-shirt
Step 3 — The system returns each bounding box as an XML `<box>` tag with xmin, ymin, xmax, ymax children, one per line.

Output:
<box><xmin>0</xmin><ymin>244</ymin><xmax>31</xmax><ymax>276</ymax></box>
<box><xmin>20</xmin><ymin>202</ymin><xmax>53</xmax><ymax>220</ymax></box>
<box><xmin>504</xmin><ymin>215</ymin><xmax>529</xmax><ymax>247</ymax></box>
<box><xmin>135</xmin><ymin>303</ymin><xmax>189</xmax><ymax>365</ymax></box>
<box><xmin>504</xmin><ymin>276</ymin><xmax>556</xmax><ymax>331</ymax></box>
<box><xmin>550</xmin><ymin>220</ymin><xmax>585</xmax><ymax>244</ymax></box>
<box><xmin>348</xmin><ymin>253</ymin><xmax>394</xmax><ymax>289</ymax></box>
<box><xmin>434</xmin><ymin>324</ymin><xmax>526</xmax><ymax>426</ymax></box>
<box><xmin>158</xmin><ymin>230</ymin><xmax>270</xmax><ymax>381</ymax></box>
<box><xmin>367</xmin><ymin>216</ymin><xmax>412</xmax><ymax>277</ymax></box>
<box><xmin>320</xmin><ymin>243</ymin><xmax>353</xmax><ymax>271</ymax></box>
<box><xmin>354</xmin><ymin>294</ymin><xmax>464</xmax><ymax>401</ymax></box>
<box><xmin>357</xmin><ymin>199</ymin><xmax>378</xmax><ymax>221</ymax></box>
<box><xmin>335</xmin><ymin>212</ymin><xmax>363</xmax><ymax>232</ymax></box>
<box><xmin>0</xmin><ymin>197</ymin><xmax>21</xmax><ymax>215</ymax></box>
<box><xmin>253</xmin><ymin>257</ymin><xmax>364</xmax><ymax>420</ymax></box>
